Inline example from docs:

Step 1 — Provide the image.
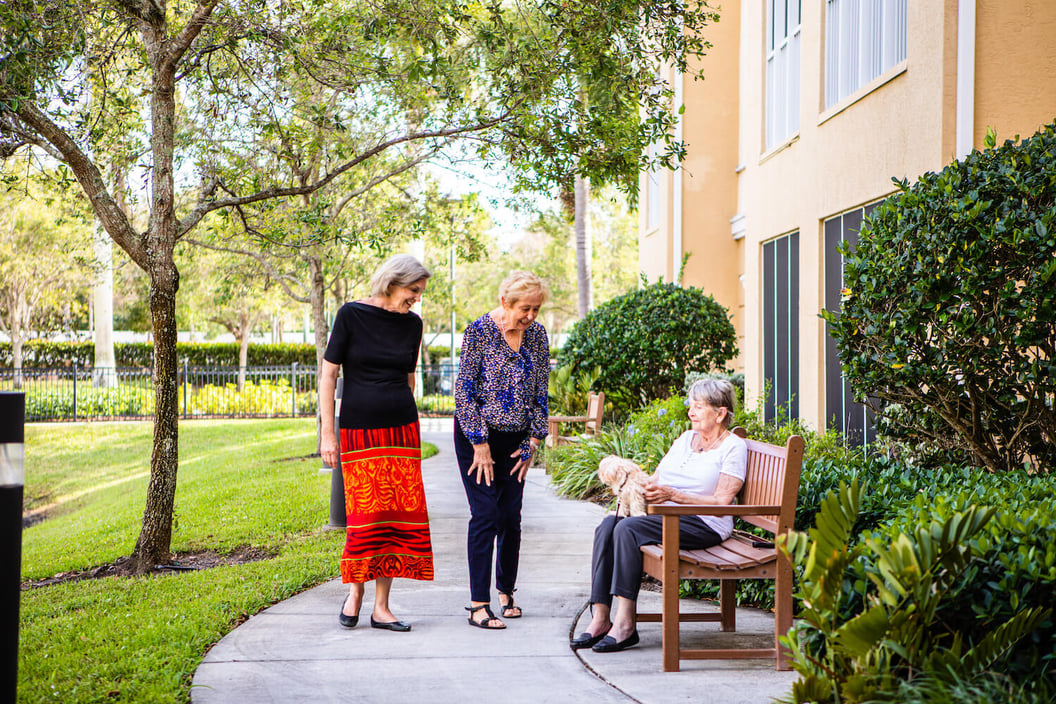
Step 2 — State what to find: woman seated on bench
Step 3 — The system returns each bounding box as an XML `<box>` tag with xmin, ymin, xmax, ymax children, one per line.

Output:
<box><xmin>572</xmin><ymin>378</ymin><xmax>747</xmax><ymax>653</ymax></box>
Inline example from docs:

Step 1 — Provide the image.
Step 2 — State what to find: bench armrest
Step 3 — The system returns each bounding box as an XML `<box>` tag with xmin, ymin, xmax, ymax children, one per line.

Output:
<box><xmin>646</xmin><ymin>502</ymin><xmax>783</xmax><ymax>516</ymax></box>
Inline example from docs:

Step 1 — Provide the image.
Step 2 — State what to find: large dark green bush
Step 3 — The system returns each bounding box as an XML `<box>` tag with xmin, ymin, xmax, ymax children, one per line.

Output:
<box><xmin>558</xmin><ymin>282</ymin><xmax>737</xmax><ymax>407</ymax></box>
<box><xmin>825</xmin><ymin>123</ymin><xmax>1056</xmax><ymax>473</ymax></box>
<box><xmin>0</xmin><ymin>341</ymin><xmax>318</xmax><ymax>367</ymax></box>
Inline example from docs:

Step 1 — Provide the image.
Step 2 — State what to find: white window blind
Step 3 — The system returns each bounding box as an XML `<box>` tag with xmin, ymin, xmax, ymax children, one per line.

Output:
<box><xmin>825</xmin><ymin>0</ymin><xmax>907</xmax><ymax>108</ymax></box>
<box><xmin>766</xmin><ymin>0</ymin><xmax>801</xmax><ymax>149</ymax></box>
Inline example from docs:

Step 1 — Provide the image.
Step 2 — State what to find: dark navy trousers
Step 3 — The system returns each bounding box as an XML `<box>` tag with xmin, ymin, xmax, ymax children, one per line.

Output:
<box><xmin>454</xmin><ymin>418</ymin><xmax>527</xmax><ymax>603</ymax></box>
<box><xmin>590</xmin><ymin>514</ymin><xmax>721</xmax><ymax>605</ymax></box>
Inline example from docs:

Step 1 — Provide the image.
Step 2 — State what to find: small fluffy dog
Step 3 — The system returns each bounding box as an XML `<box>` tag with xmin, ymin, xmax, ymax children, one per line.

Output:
<box><xmin>597</xmin><ymin>455</ymin><xmax>651</xmax><ymax>517</ymax></box>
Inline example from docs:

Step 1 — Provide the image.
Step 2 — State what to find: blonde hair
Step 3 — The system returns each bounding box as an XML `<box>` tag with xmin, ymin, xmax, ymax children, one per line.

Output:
<box><xmin>498</xmin><ymin>270</ymin><xmax>548</xmax><ymax>306</ymax></box>
<box><xmin>370</xmin><ymin>254</ymin><xmax>431</xmax><ymax>297</ymax></box>
<box><xmin>687</xmin><ymin>378</ymin><xmax>737</xmax><ymax>429</ymax></box>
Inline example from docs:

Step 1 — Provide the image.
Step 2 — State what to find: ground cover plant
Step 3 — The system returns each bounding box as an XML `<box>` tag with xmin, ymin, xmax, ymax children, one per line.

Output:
<box><xmin>780</xmin><ymin>481</ymin><xmax>1055</xmax><ymax>703</ymax></box>
<box><xmin>19</xmin><ymin>419</ymin><xmax>436</xmax><ymax>702</ymax></box>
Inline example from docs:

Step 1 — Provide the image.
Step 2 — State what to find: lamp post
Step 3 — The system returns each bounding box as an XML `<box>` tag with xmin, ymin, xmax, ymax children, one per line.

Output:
<box><xmin>327</xmin><ymin>378</ymin><xmax>346</xmax><ymax>529</ymax></box>
<box><xmin>0</xmin><ymin>392</ymin><xmax>25</xmax><ymax>702</ymax></box>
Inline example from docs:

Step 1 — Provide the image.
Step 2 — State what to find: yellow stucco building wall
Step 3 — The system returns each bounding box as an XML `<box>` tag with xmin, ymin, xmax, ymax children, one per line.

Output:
<box><xmin>641</xmin><ymin>0</ymin><xmax>1056</xmax><ymax>435</ymax></box>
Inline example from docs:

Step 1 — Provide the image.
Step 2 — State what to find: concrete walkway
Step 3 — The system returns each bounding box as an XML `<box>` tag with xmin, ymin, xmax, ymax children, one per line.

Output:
<box><xmin>192</xmin><ymin>420</ymin><xmax>796</xmax><ymax>703</ymax></box>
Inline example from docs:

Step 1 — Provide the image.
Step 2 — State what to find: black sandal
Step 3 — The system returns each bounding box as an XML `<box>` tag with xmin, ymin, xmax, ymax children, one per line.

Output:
<box><xmin>498</xmin><ymin>591</ymin><xmax>522</xmax><ymax>619</ymax></box>
<box><xmin>466</xmin><ymin>604</ymin><xmax>506</xmax><ymax>629</ymax></box>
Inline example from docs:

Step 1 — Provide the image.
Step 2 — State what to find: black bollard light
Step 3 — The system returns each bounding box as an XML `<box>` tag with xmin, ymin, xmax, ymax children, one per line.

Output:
<box><xmin>0</xmin><ymin>392</ymin><xmax>25</xmax><ymax>703</ymax></box>
<box><xmin>327</xmin><ymin>378</ymin><xmax>346</xmax><ymax>529</ymax></box>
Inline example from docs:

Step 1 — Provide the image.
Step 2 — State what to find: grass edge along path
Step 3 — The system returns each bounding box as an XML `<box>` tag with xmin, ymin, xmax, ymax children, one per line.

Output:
<box><xmin>19</xmin><ymin>419</ymin><xmax>437</xmax><ymax>703</ymax></box>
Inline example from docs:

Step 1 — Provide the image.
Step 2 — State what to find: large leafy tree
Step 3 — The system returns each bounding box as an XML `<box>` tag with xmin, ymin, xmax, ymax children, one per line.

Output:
<box><xmin>0</xmin><ymin>173</ymin><xmax>93</xmax><ymax>382</ymax></box>
<box><xmin>0</xmin><ymin>0</ymin><xmax>720</xmax><ymax>573</ymax></box>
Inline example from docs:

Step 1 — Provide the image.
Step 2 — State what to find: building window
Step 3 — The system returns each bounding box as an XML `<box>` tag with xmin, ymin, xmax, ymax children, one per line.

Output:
<box><xmin>766</xmin><ymin>0</ymin><xmax>801</xmax><ymax>149</ymax></box>
<box><xmin>823</xmin><ymin>204</ymin><xmax>879</xmax><ymax>445</ymax></box>
<box><xmin>825</xmin><ymin>0</ymin><xmax>907</xmax><ymax>108</ymax></box>
<box><xmin>762</xmin><ymin>231</ymin><xmax>799</xmax><ymax>422</ymax></box>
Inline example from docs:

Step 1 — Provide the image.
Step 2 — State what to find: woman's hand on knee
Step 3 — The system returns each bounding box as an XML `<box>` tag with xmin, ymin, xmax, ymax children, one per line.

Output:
<box><xmin>468</xmin><ymin>443</ymin><xmax>495</xmax><ymax>486</ymax></box>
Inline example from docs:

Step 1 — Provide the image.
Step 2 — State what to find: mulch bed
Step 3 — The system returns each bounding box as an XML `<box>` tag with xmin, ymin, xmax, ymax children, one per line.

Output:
<box><xmin>21</xmin><ymin>545</ymin><xmax>278</xmax><ymax>589</ymax></box>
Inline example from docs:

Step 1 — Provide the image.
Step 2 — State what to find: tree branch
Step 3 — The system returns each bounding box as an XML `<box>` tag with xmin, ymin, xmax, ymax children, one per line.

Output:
<box><xmin>10</xmin><ymin>101</ymin><xmax>146</xmax><ymax>268</ymax></box>
<box><xmin>165</xmin><ymin>1</ymin><xmax>222</xmax><ymax>74</ymax></box>
<box><xmin>183</xmin><ymin>237</ymin><xmax>310</xmax><ymax>303</ymax></box>
<box><xmin>175</xmin><ymin>111</ymin><xmax>516</xmax><ymax>236</ymax></box>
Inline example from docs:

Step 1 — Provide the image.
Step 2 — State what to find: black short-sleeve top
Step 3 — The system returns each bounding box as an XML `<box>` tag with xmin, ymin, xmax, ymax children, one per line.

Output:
<box><xmin>323</xmin><ymin>301</ymin><xmax>423</xmax><ymax>430</ymax></box>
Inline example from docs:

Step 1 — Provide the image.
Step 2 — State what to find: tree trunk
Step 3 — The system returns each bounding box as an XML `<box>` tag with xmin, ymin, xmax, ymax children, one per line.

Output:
<box><xmin>11</xmin><ymin>334</ymin><xmax>23</xmax><ymax>391</ymax></box>
<box><xmin>574</xmin><ymin>173</ymin><xmax>593</xmax><ymax>318</ymax></box>
<box><xmin>130</xmin><ymin>263</ymin><xmax>180</xmax><ymax>573</ymax></box>
<box><xmin>92</xmin><ymin>220</ymin><xmax>116</xmax><ymax>388</ymax></box>
<box><xmin>237</xmin><ymin>312</ymin><xmax>250</xmax><ymax>392</ymax></box>
<box><xmin>129</xmin><ymin>18</ymin><xmax>182</xmax><ymax>574</ymax></box>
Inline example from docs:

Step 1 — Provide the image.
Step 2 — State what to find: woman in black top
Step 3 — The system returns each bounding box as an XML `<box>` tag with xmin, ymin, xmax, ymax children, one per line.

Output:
<box><xmin>320</xmin><ymin>254</ymin><xmax>433</xmax><ymax>632</ymax></box>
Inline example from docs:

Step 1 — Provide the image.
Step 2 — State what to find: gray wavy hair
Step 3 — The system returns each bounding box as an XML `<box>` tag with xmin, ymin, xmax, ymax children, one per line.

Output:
<box><xmin>687</xmin><ymin>378</ymin><xmax>737</xmax><ymax>428</ymax></box>
<box><xmin>370</xmin><ymin>254</ymin><xmax>431</xmax><ymax>297</ymax></box>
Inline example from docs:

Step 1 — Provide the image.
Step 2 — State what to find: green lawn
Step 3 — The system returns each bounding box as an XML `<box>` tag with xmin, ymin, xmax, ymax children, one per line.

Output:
<box><xmin>19</xmin><ymin>419</ymin><xmax>437</xmax><ymax>703</ymax></box>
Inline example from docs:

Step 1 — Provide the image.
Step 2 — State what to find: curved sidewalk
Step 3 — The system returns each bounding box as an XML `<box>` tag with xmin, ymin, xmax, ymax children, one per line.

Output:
<box><xmin>191</xmin><ymin>423</ymin><xmax>795</xmax><ymax>703</ymax></box>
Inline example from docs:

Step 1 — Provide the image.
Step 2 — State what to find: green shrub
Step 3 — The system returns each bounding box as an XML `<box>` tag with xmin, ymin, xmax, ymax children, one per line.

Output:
<box><xmin>548</xmin><ymin>364</ymin><xmax>601</xmax><ymax>418</ymax></box>
<box><xmin>23</xmin><ymin>385</ymin><xmax>156</xmax><ymax>420</ymax></box>
<box><xmin>779</xmin><ymin>481</ymin><xmax>1054</xmax><ymax>703</ymax></box>
<box><xmin>558</xmin><ymin>282</ymin><xmax>737</xmax><ymax>410</ymax></box>
<box><xmin>418</xmin><ymin>394</ymin><xmax>455</xmax><ymax>415</ymax></box>
<box><xmin>0</xmin><ymin>340</ymin><xmax>318</xmax><ymax>368</ymax></box>
<box><xmin>824</xmin><ymin>123</ymin><xmax>1056</xmax><ymax>473</ymax></box>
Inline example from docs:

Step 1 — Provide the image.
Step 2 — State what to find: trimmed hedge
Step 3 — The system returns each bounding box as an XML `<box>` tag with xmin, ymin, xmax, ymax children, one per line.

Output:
<box><xmin>558</xmin><ymin>282</ymin><xmax>738</xmax><ymax>408</ymax></box>
<box><xmin>19</xmin><ymin>380</ymin><xmax>318</xmax><ymax>420</ymax></box>
<box><xmin>0</xmin><ymin>341</ymin><xmax>318</xmax><ymax>368</ymax></box>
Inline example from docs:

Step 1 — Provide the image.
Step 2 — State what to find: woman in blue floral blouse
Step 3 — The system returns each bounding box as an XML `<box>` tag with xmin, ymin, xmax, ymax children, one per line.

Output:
<box><xmin>454</xmin><ymin>271</ymin><xmax>550</xmax><ymax>630</ymax></box>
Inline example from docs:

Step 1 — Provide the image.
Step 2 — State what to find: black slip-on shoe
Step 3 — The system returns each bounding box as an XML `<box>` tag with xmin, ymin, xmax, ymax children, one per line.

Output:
<box><xmin>370</xmin><ymin>616</ymin><xmax>412</xmax><ymax>632</ymax></box>
<box><xmin>591</xmin><ymin>631</ymin><xmax>640</xmax><ymax>653</ymax></box>
<box><xmin>570</xmin><ymin>632</ymin><xmax>606</xmax><ymax>650</ymax></box>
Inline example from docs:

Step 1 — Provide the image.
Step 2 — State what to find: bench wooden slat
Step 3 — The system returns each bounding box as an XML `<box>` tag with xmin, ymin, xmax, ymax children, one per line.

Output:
<box><xmin>635</xmin><ymin>429</ymin><xmax>805</xmax><ymax>672</ymax></box>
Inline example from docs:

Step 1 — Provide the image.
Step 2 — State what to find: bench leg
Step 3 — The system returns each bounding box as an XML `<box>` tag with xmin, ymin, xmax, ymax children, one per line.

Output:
<box><xmin>719</xmin><ymin>579</ymin><xmax>737</xmax><ymax>632</ymax></box>
<box><xmin>661</xmin><ymin>515</ymin><xmax>680</xmax><ymax>672</ymax></box>
<box><xmin>775</xmin><ymin>557</ymin><xmax>793</xmax><ymax>671</ymax></box>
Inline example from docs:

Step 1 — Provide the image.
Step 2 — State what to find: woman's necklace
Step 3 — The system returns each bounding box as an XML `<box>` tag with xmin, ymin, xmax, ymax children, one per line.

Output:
<box><xmin>693</xmin><ymin>429</ymin><xmax>729</xmax><ymax>452</ymax></box>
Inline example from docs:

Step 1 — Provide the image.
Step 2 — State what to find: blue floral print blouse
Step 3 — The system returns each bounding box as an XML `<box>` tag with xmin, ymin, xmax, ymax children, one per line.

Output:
<box><xmin>455</xmin><ymin>313</ymin><xmax>550</xmax><ymax>459</ymax></box>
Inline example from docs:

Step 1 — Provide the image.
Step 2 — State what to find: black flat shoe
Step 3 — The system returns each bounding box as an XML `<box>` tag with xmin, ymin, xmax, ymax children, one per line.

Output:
<box><xmin>570</xmin><ymin>631</ymin><xmax>606</xmax><ymax>650</ymax></box>
<box><xmin>338</xmin><ymin>597</ymin><xmax>360</xmax><ymax>629</ymax></box>
<box><xmin>370</xmin><ymin>616</ymin><xmax>412</xmax><ymax>632</ymax></box>
<box><xmin>592</xmin><ymin>631</ymin><xmax>640</xmax><ymax>653</ymax></box>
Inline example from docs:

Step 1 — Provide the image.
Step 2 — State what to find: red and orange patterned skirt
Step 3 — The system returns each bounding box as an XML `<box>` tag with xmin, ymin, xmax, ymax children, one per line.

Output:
<box><xmin>339</xmin><ymin>422</ymin><xmax>434</xmax><ymax>583</ymax></box>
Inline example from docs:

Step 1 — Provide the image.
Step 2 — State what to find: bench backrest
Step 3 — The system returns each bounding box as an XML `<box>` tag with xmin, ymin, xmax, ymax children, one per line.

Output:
<box><xmin>731</xmin><ymin>428</ymin><xmax>805</xmax><ymax>537</ymax></box>
<box><xmin>584</xmin><ymin>391</ymin><xmax>605</xmax><ymax>435</ymax></box>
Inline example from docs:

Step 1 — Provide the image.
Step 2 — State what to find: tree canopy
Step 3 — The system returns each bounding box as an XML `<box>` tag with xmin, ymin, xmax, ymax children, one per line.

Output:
<box><xmin>0</xmin><ymin>0</ymin><xmax>721</xmax><ymax>572</ymax></box>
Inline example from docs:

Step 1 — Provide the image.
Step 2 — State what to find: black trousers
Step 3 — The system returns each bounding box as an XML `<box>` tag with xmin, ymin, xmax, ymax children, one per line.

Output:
<box><xmin>590</xmin><ymin>514</ymin><xmax>721</xmax><ymax>605</ymax></box>
<box><xmin>454</xmin><ymin>418</ymin><xmax>528</xmax><ymax>603</ymax></box>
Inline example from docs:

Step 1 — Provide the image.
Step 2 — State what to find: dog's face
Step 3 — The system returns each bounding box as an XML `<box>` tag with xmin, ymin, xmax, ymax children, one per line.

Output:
<box><xmin>597</xmin><ymin>458</ymin><xmax>629</xmax><ymax>489</ymax></box>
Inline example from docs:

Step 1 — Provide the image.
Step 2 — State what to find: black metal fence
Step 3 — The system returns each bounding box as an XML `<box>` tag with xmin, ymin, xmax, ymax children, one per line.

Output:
<box><xmin>0</xmin><ymin>363</ymin><xmax>458</xmax><ymax>422</ymax></box>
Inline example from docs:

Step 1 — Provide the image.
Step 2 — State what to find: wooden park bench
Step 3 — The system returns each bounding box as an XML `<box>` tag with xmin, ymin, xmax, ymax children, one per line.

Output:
<box><xmin>638</xmin><ymin>428</ymin><xmax>805</xmax><ymax>672</ymax></box>
<box><xmin>545</xmin><ymin>391</ymin><xmax>605</xmax><ymax>448</ymax></box>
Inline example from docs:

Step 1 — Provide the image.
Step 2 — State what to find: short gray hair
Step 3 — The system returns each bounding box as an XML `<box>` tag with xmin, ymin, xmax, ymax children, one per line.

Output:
<box><xmin>687</xmin><ymin>378</ymin><xmax>736</xmax><ymax>428</ymax></box>
<box><xmin>370</xmin><ymin>254</ymin><xmax>431</xmax><ymax>297</ymax></box>
<box><xmin>498</xmin><ymin>270</ymin><xmax>548</xmax><ymax>305</ymax></box>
